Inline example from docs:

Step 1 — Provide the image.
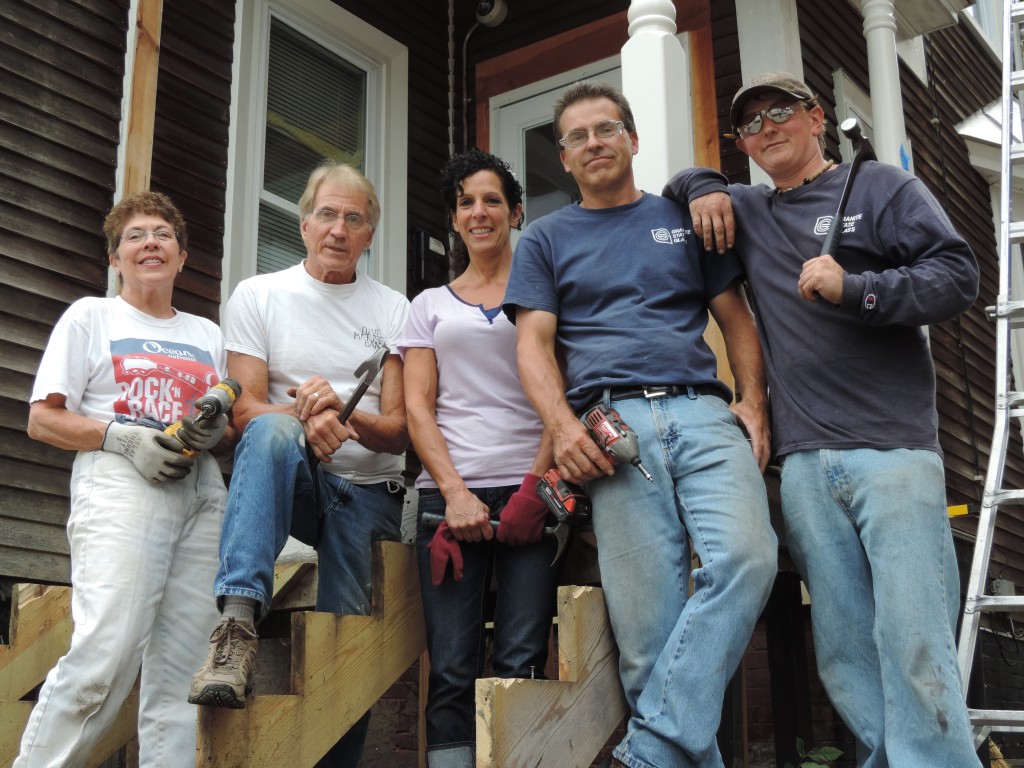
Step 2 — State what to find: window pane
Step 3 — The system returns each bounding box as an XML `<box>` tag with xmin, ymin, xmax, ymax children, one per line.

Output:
<box><xmin>259</xmin><ymin>17</ymin><xmax>368</xmax><ymax>273</ymax></box>
<box><xmin>524</xmin><ymin>123</ymin><xmax>579</xmax><ymax>222</ymax></box>
<box><xmin>257</xmin><ymin>202</ymin><xmax>303</xmax><ymax>274</ymax></box>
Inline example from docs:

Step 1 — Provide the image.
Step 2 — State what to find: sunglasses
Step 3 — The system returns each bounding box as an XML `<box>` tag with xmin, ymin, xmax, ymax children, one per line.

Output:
<box><xmin>736</xmin><ymin>104</ymin><xmax>802</xmax><ymax>139</ymax></box>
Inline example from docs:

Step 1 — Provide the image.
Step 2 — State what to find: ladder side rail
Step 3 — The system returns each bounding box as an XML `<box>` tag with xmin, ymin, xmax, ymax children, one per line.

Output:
<box><xmin>957</xmin><ymin>0</ymin><xmax>1022</xmax><ymax>692</ymax></box>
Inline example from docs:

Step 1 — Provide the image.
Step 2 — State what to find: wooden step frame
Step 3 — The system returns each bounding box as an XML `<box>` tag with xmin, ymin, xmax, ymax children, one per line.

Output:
<box><xmin>476</xmin><ymin>585</ymin><xmax>628</xmax><ymax>768</ymax></box>
<box><xmin>196</xmin><ymin>540</ymin><xmax>426</xmax><ymax>767</ymax></box>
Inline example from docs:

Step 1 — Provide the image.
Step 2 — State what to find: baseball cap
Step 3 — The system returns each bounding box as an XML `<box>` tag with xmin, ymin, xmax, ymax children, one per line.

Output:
<box><xmin>730</xmin><ymin>72</ymin><xmax>815</xmax><ymax>132</ymax></box>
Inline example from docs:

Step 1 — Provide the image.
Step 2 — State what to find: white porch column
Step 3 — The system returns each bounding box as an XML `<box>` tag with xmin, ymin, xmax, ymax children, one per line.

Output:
<box><xmin>622</xmin><ymin>0</ymin><xmax>691</xmax><ymax>192</ymax></box>
<box><xmin>861</xmin><ymin>0</ymin><xmax>909</xmax><ymax>168</ymax></box>
<box><xmin>735</xmin><ymin>0</ymin><xmax>802</xmax><ymax>186</ymax></box>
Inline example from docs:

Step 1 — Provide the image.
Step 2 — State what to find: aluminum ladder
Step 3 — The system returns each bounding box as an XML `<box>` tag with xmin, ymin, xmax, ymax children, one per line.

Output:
<box><xmin>956</xmin><ymin>0</ymin><xmax>1024</xmax><ymax>746</ymax></box>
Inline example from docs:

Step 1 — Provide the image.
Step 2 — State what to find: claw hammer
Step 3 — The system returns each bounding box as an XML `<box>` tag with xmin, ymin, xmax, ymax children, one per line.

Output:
<box><xmin>419</xmin><ymin>512</ymin><xmax>570</xmax><ymax>566</ymax></box>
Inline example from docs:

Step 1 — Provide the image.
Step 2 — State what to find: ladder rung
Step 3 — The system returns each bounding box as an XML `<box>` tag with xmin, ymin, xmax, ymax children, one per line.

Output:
<box><xmin>985</xmin><ymin>298</ymin><xmax>1024</xmax><ymax>320</ymax></box>
<box><xmin>969</xmin><ymin>708</ymin><xmax>1024</xmax><ymax>730</ymax></box>
<box><xmin>987</xmin><ymin>488</ymin><xmax>1024</xmax><ymax>505</ymax></box>
<box><xmin>1012</xmin><ymin>145</ymin><xmax>1024</xmax><ymax>164</ymax></box>
<box><xmin>964</xmin><ymin>594</ymin><xmax>1024</xmax><ymax>612</ymax></box>
<box><xmin>1009</xmin><ymin>221</ymin><xmax>1024</xmax><ymax>243</ymax></box>
<box><xmin>1012</xmin><ymin>72</ymin><xmax>1024</xmax><ymax>94</ymax></box>
<box><xmin>1012</xmin><ymin>1</ymin><xmax>1024</xmax><ymax>23</ymax></box>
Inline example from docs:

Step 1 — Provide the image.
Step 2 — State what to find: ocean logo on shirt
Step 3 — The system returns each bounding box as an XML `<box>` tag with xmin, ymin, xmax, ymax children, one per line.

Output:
<box><xmin>110</xmin><ymin>338</ymin><xmax>218</xmax><ymax>425</ymax></box>
<box><xmin>814</xmin><ymin>214</ymin><xmax>863</xmax><ymax>238</ymax></box>
<box><xmin>651</xmin><ymin>227</ymin><xmax>690</xmax><ymax>244</ymax></box>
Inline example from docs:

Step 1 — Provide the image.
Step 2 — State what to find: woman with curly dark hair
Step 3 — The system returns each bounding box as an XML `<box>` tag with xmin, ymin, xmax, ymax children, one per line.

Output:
<box><xmin>398</xmin><ymin>149</ymin><xmax>558</xmax><ymax>768</ymax></box>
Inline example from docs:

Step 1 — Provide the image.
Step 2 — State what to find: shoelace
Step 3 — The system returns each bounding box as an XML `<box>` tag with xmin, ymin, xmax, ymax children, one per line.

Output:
<box><xmin>212</xmin><ymin>622</ymin><xmax>251</xmax><ymax>666</ymax></box>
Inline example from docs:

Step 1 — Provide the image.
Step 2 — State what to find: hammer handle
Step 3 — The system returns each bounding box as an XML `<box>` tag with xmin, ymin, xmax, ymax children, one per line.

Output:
<box><xmin>419</xmin><ymin>512</ymin><xmax>557</xmax><ymax>538</ymax></box>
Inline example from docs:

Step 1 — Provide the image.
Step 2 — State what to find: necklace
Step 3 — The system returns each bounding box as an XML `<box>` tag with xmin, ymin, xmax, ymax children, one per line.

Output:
<box><xmin>776</xmin><ymin>160</ymin><xmax>834</xmax><ymax>194</ymax></box>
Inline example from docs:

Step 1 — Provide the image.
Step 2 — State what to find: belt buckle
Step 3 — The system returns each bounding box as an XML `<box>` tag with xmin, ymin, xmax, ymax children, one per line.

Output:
<box><xmin>643</xmin><ymin>386</ymin><xmax>668</xmax><ymax>399</ymax></box>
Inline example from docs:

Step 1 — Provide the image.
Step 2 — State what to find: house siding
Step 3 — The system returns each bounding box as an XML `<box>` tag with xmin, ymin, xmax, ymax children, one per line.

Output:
<box><xmin>0</xmin><ymin>0</ymin><xmax>130</xmax><ymax>586</ymax></box>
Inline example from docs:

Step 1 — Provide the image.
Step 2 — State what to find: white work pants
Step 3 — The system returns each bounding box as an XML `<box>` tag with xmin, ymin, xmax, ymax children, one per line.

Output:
<box><xmin>14</xmin><ymin>449</ymin><xmax>225</xmax><ymax>768</ymax></box>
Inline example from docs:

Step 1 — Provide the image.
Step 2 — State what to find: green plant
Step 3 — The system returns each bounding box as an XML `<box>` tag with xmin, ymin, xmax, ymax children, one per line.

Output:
<box><xmin>783</xmin><ymin>737</ymin><xmax>843</xmax><ymax>768</ymax></box>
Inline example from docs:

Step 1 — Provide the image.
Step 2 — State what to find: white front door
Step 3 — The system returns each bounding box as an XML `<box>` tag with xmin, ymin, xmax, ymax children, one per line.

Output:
<box><xmin>492</xmin><ymin>58</ymin><xmax>621</xmax><ymax>247</ymax></box>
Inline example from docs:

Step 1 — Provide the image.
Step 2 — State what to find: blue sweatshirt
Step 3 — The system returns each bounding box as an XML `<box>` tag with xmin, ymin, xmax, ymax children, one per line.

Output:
<box><xmin>664</xmin><ymin>161</ymin><xmax>978</xmax><ymax>457</ymax></box>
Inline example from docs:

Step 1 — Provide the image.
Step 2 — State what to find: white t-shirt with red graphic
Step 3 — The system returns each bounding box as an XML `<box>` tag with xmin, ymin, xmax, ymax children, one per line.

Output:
<box><xmin>31</xmin><ymin>295</ymin><xmax>227</xmax><ymax>427</ymax></box>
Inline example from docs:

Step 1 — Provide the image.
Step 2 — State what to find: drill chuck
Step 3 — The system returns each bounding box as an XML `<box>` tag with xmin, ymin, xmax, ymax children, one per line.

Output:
<box><xmin>196</xmin><ymin>378</ymin><xmax>242</xmax><ymax>423</ymax></box>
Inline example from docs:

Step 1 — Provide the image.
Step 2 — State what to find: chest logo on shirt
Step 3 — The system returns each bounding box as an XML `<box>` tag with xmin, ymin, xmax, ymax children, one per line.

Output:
<box><xmin>110</xmin><ymin>338</ymin><xmax>218</xmax><ymax>425</ymax></box>
<box><xmin>651</xmin><ymin>227</ymin><xmax>690</xmax><ymax>245</ymax></box>
<box><xmin>814</xmin><ymin>214</ymin><xmax>862</xmax><ymax>238</ymax></box>
<box><xmin>354</xmin><ymin>326</ymin><xmax>386</xmax><ymax>349</ymax></box>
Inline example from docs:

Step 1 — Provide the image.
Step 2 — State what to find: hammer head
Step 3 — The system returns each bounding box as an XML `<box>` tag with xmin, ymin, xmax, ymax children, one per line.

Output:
<box><xmin>840</xmin><ymin>117</ymin><xmax>876</xmax><ymax>162</ymax></box>
<box><xmin>550</xmin><ymin>522</ymin><xmax>570</xmax><ymax>566</ymax></box>
<box><xmin>355</xmin><ymin>345</ymin><xmax>390</xmax><ymax>383</ymax></box>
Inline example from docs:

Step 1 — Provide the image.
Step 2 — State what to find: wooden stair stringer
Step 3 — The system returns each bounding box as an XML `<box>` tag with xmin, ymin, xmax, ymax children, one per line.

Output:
<box><xmin>476</xmin><ymin>585</ymin><xmax>628</xmax><ymax>768</ymax></box>
<box><xmin>196</xmin><ymin>540</ymin><xmax>426</xmax><ymax>767</ymax></box>
<box><xmin>0</xmin><ymin>556</ymin><xmax>317</xmax><ymax>767</ymax></box>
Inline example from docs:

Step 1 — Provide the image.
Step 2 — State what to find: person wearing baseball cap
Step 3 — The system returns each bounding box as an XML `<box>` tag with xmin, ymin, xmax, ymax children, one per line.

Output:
<box><xmin>728</xmin><ymin>72</ymin><xmax>816</xmax><ymax>136</ymax></box>
<box><xmin>665</xmin><ymin>72</ymin><xmax>982</xmax><ymax>767</ymax></box>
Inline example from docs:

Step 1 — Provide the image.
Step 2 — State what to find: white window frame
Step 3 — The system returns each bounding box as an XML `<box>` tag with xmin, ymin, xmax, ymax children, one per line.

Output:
<box><xmin>224</xmin><ymin>0</ymin><xmax>408</xmax><ymax>301</ymax></box>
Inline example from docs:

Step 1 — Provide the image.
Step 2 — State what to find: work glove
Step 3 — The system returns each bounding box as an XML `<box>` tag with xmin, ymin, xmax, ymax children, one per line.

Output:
<box><xmin>496</xmin><ymin>473</ymin><xmax>548</xmax><ymax>546</ymax></box>
<box><xmin>176</xmin><ymin>414</ymin><xmax>229</xmax><ymax>452</ymax></box>
<box><xmin>102</xmin><ymin>420</ymin><xmax>195</xmax><ymax>484</ymax></box>
<box><xmin>427</xmin><ymin>522</ymin><xmax>463</xmax><ymax>587</ymax></box>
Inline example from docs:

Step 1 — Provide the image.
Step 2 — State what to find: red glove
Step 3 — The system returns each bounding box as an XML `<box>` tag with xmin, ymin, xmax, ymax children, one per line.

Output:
<box><xmin>496</xmin><ymin>473</ymin><xmax>548</xmax><ymax>546</ymax></box>
<box><xmin>428</xmin><ymin>522</ymin><xmax>464</xmax><ymax>587</ymax></box>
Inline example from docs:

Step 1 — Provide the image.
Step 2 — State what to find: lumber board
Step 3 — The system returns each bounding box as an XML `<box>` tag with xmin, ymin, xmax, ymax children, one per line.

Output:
<box><xmin>0</xmin><ymin>679</ymin><xmax>139</xmax><ymax>767</ymax></box>
<box><xmin>196</xmin><ymin>541</ymin><xmax>426</xmax><ymax>767</ymax></box>
<box><xmin>269</xmin><ymin>560</ymin><xmax>317</xmax><ymax>612</ymax></box>
<box><xmin>0</xmin><ymin>585</ymin><xmax>72</xmax><ymax>699</ymax></box>
<box><xmin>476</xmin><ymin>585</ymin><xmax>628</xmax><ymax>768</ymax></box>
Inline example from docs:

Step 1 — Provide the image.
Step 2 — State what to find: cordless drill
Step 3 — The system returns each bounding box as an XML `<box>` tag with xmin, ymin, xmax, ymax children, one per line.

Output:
<box><xmin>165</xmin><ymin>378</ymin><xmax>242</xmax><ymax>456</ymax></box>
<box><xmin>582</xmin><ymin>403</ymin><xmax>655</xmax><ymax>483</ymax></box>
<box><xmin>536</xmin><ymin>469</ymin><xmax>592</xmax><ymax>525</ymax></box>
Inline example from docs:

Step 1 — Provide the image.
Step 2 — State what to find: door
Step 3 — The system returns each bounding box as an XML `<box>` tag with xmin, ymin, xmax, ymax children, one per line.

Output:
<box><xmin>493</xmin><ymin>59</ymin><xmax>621</xmax><ymax>246</ymax></box>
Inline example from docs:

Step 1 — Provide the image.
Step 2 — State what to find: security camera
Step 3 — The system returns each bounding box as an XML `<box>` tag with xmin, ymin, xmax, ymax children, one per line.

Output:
<box><xmin>476</xmin><ymin>0</ymin><xmax>508</xmax><ymax>27</ymax></box>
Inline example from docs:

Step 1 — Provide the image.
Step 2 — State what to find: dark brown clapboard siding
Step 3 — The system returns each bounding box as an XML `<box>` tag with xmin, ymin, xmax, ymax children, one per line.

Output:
<box><xmin>794</xmin><ymin>0</ymin><xmax>1024</xmax><ymax>588</ymax></box>
<box><xmin>0</xmin><ymin>0</ymin><xmax>129</xmax><ymax>585</ymax></box>
<box><xmin>153</xmin><ymin>0</ymin><xmax>235</xmax><ymax>323</ymax></box>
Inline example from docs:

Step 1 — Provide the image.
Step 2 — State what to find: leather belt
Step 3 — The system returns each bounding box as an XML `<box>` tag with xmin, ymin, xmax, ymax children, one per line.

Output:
<box><xmin>607</xmin><ymin>384</ymin><xmax>728</xmax><ymax>403</ymax></box>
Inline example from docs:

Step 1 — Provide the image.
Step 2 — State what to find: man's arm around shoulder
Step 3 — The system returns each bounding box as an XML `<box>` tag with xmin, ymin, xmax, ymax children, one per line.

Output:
<box><xmin>664</xmin><ymin>167</ymin><xmax>735</xmax><ymax>254</ymax></box>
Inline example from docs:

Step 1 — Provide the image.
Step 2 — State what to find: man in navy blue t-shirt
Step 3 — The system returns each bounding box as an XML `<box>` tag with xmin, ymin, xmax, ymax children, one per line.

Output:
<box><xmin>503</xmin><ymin>81</ymin><xmax>777</xmax><ymax>768</ymax></box>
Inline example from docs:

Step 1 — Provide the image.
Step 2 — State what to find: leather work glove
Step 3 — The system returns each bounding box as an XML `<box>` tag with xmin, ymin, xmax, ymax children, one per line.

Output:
<box><xmin>102</xmin><ymin>421</ymin><xmax>195</xmax><ymax>484</ymax></box>
<box><xmin>496</xmin><ymin>473</ymin><xmax>547</xmax><ymax>546</ymax></box>
<box><xmin>176</xmin><ymin>414</ymin><xmax>229</xmax><ymax>452</ymax></box>
<box><xmin>428</xmin><ymin>522</ymin><xmax>463</xmax><ymax>587</ymax></box>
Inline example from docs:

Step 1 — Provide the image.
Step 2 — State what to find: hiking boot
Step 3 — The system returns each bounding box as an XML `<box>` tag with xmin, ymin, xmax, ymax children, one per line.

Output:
<box><xmin>188</xmin><ymin>617</ymin><xmax>258</xmax><ymax>709</ymax></box>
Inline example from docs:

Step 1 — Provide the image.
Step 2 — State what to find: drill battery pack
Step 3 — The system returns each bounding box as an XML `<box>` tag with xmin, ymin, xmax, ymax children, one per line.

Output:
<box><xmin>536</xmin><ymin>468</ymin><xmax>592</xmax><ymax>525</ymax></box>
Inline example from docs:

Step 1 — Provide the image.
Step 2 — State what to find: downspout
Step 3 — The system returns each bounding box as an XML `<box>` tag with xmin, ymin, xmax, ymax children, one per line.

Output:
<box><xmin>861</xmin><ymin>0</ymin><xmax>910</xmax><ymax>169</ymax></box>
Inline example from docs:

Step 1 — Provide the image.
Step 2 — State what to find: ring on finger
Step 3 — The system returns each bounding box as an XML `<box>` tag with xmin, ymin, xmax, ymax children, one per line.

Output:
<box><xmin>311</xmin><ymin>392</ymin><xmax>320</xmax><ymax>400</ymax></box>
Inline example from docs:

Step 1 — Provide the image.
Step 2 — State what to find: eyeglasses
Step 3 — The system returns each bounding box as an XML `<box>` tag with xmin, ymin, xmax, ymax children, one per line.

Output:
<box><xmin>120</xmin><ymin>228</ymin><xmax>177</xmax><ymax>244</ymax></box>
<box><xmin>558</xmin><ymin>120</ymin><xmax>626</xmax><ymax>149</ymax></box>
<box><xmin>736</xmin><ymin>104</ymin><xmax>802</xmax><ymax>139</ymax></box>
<box><xmin>309</xmin><ymin>208</ymin><xmax>370</xmax><ymax>231</ymax></box>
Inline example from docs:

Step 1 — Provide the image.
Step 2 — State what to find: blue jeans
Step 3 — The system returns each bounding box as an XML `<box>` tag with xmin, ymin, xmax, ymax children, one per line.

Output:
<box><xmin>780</xmin><ymin>449</ymin><xmax>980</xmax><ymax>768</ymax></box>
<box><xmin>590</xmin><ymin>389</ymin><xmax>777</xmax><ymax>768</ymax></box>
<box><xmin>416</xmin><ymin>486</ymin><xmax>559</xmax><ymax>768</ymax></box>
<box><xmin>214</xmin><ymin>413</ymin><xmax>402</xmax><ymax>768</ymax></box>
